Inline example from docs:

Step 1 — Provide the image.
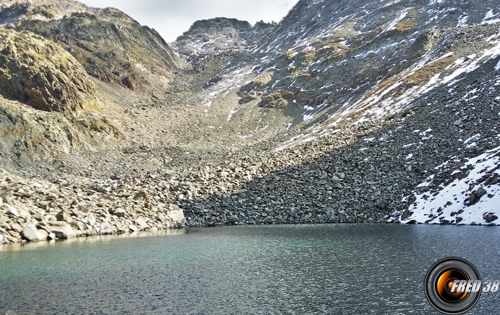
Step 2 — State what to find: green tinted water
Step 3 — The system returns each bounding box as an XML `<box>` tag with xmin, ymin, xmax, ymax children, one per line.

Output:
<box><xmin>0</xmin><ymin>225</ymin><xmax>499</xmax><ymax>314</ymax></box>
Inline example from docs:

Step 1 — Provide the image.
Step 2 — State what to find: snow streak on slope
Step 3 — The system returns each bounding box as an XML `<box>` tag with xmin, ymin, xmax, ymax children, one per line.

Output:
<box><xmin>276</xmin><ymin>28</ymin><xmax>500</xmax><ymax>151</ymax></box>
<box><xmin>401</xmin><ymin>145</ymin><xmax>500</xmax><ymax>225</ymax></box>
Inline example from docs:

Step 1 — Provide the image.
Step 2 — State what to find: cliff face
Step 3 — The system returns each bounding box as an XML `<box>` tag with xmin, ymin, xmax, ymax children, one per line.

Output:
<box><xmin>1</xmin><ymin>0</ymin><xmax>183</xmax><ymax>99</ymax></box>
<box><xmin>0</xmin><ymin>28</ymin><xmax>101</xmax><ymax>113</ymax></box>
<box><xmin>172</xmin><ymin>18</ymin><xmax>276</xmax><ymax>62</ymax></box>
<box><xmin>0</xmin><ymin>0</ymin><xmax>186</xmax><ymax>161</ymax></box>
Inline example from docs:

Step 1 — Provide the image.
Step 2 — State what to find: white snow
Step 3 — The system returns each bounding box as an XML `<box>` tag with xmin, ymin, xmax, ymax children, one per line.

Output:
<box><xmin>302</xmin><ymin>102</ymin><xmax>328</xmax><ymax>121</ymax></box>
<box><xmin>227</xmin><ymin>108</ymin><xmax>239</xmax><ymax>122</ymax></box>
<box><xmin>457</xmin><ymin>15</ymin><xmax>468</xmax><ymax>27</ymax></box>
<box><xmin>402</xmin><ymin>146</ymin><xmax>500</xmax><ymax>225</ymax></box>
<box><xmin>429</xmin><ymin>0</ymin><xmax>445</xmax><ymax>4</ymax></box>
<box><xmin>485</xmin><ymin>9</ymin><xmax>495</xmax><ymax>20</ymax></box>
<box><xmin>495</xmin><ymin>59</ymin><xmax>500</xmax><ymax>71</ymax></box>
<box><xmin>482</xmin><ymin>9</ymin><xmax>500</xmax><ymax>25</ymax></box>
<box><xmin>463</xmin><ymin>134</ymin><xmax>481</xmax><ymax>145</ymax></box>
<box><xmin>416</xmin><ymin>175</ymin><xmax>435</xmax><ymax>188</ymax></box>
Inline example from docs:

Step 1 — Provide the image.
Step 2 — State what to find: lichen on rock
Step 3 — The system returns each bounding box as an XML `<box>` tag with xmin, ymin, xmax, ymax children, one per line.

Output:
<box><xmin>0</xmin><ymin>27</ymin><xmax>101</xmax><ymax>113</ymax></box>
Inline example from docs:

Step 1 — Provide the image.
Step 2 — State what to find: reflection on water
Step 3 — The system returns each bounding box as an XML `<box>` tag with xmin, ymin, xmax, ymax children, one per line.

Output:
<box><xmin>0</xmin><ymin>224</ymin><xmax>499</xmax><ymax>315</ymax></box>
<box><xmin>0</xmin><ymin>228</ymin><xmax>186</xmax><ymax>252</ymax></box>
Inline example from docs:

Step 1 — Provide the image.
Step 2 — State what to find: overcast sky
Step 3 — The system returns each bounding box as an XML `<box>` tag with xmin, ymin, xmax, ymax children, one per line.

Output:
<box><xmin>79</xmin><ymin>0</ymin><xmax>298</xmax><ymax>42</ymax></box>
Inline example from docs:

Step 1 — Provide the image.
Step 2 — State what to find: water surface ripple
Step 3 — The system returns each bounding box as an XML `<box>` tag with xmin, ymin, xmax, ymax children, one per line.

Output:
<box><xmin>1</xmin><ymin>224</ymin><xmax>499</xmax><ymax>314</ymax></box>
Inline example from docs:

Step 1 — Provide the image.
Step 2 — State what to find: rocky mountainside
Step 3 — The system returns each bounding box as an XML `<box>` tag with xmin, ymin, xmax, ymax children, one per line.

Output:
<box><xmin>172</xmin><ymin>18</ymin><xmax>276</xmax><ymax>62</ymax></box>
<box><xmin>1</xmin><ymin>0</ymin><xmax>183</xmax><ymax>98</ymax></box>
<box><xmin>1</xmin><ymin>0</ymin><xmax>500</xmax><ymax>245</ymax></box>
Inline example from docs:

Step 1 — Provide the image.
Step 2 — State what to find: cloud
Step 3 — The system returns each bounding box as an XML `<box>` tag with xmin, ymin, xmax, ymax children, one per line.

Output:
<box><xmin>79</xmin><ymin>0</ymin><xmax>298</xmax><ymax>42</ymax></box>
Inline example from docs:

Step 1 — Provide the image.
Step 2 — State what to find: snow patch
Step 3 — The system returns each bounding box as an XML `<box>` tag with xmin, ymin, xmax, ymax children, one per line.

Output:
<box><xmin>482</xmin><ymin>9</ymin><xmax>500</xmax><ymax>25</ymax></box>
<box><xmin>402</xmin><ymin>146</ymin><xmax>500</xmax><ymax>225</ymax></box>
<box><xmin>457</xmin><ymin>15</ymin><xmax>468</xmax><ymax>27</ymax></box>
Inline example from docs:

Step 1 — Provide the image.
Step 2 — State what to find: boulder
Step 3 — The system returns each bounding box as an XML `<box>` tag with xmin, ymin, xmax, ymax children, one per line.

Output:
<box><xmin>484</xmin><ymin>212</ymin><xmax>498</xmax><ymax>223</ymax></box>
<box><xmin>135</xmin><ymin>217</ymin><xmax>149</xmax><ymax>230</ymax></box>
<box><xmin>111</xmin><ymin>208</ymin><xmax>126</xmax><ymax>218</ymax></box>
<box><xmin>49</xmin><ymin>222</ymin><xmax>77</xmax><ymax>239</ymax></box>
<box><xmin>21</xmin><ymin>224</ymin><xmax>48</xmax><ymax>242</ymax></box>
<box><xmin>99</xmin><ymin>224</ymin><xmax>116</xmax><ymax>235</ymax></box>
<box><xmin>226</xmin><ymin>216</ymin><xmax>239</xmax><ymax>225</ymax></box>
<box><xmin>167</xmin><ymin>204</ymin><xmax>186</xmax><ymax>225</ymax></box>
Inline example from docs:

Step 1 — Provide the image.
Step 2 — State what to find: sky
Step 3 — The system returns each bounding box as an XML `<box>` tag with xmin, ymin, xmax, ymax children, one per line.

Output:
<box><xmin>79</xmin><ymin>0</ymin><xmax>299</xmax><ymax>42</ymax></box>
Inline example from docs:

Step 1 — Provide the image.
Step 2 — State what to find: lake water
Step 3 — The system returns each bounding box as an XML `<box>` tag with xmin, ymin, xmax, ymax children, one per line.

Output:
<box><xmin>1</xmin><ymin>224</ymin><xmax>499</xmax><ymax>314</ymax></box>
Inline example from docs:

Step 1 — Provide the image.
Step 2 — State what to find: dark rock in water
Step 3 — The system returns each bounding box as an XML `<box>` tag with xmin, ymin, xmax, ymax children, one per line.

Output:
<box><xmin>226</xmin><ymin>216</ymin><xmax>239</xmax><ymax>225</ymax></box>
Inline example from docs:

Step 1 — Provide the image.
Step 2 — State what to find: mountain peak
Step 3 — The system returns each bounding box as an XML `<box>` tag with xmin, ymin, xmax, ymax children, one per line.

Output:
<box><xmin>0</xmin><ymin>0</ymin><xmax>92</xmax><ymax>23</ymax></box>
<box><xmin>172</xmin><ymin>17</ymin><xmax>276</xmax><ymax>61</ymax></box>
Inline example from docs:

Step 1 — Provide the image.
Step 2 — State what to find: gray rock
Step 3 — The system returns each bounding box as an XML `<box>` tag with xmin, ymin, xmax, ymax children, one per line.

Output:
<box><xmin>331</xmin><ymin>175</ymin><xmax>342</xmax><ymax>182</ymax></box>
<box><xmin>484</xmin><ymin>212</ymin><xmax>498</xmax><ymax>223</ymax></box>
<box><xmin>56</xmin><ymin>210</ymin><xmax>69</xmax><ymax>221</ymax></box>
<box><xmin>226</xmin><ymin>215</ymin><xmax>239</xmax><ymax>225</ymax></box>
<box><xmin>79</xmin><ymin>203</ymin><xmax>94</xmax><ymax>213</ymax></box>
<box><xmin>9</xmin><ymin>222</ymin><xmax>23</xmax><ymax>233</ymax></box>
<box><xmin>99</xmin><ymin>224</ymin><xmax>116</xmax><ymax>235</ymax></box>
<box><xmin>6</xmin><ymin>207</ymin><xmax>19</xmax><ymax>218</ymax></box>
<box><xmin>21</xmin><ymin>224</ymin><xmax>48</xmax><ymax>242</ymax></box>
<box><xmin>49</xmin><ymin>222</ymin><xmax>77</xmax><ymax>239</ymax></box>
<box><xmin>135</xmin><ymin>217</ymin><xmax>149</xmax><ymax>230</ymax></box>
<box><xmin>112</xmin><ymin>208</ymin><xmax>126</xmax><ymax>218</ymax></box>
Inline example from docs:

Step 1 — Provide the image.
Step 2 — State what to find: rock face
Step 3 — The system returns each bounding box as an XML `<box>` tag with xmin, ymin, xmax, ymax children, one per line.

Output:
<box><xmin>0</xmin><ymin>28</ymin><xmax>101</xmax><ymax>113</ymax></box>
<box><xmin>0</xmin><ymin>0</ymin><xmax>90</xmax><ymax>24</ymax></box>
<box><xmin>172</xmin><ymin>18</ymin><xmax>276</xmax><ymax>61</ymax></box>
<box><xmin>2</xmin><ymin>0</ymin><xmax>183</xmax><ymax>98</ymax></box>
<box><xmin>0</xmin><ymin>27</ymin><xmax>116</xmax><ymax>161</ymax></box>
